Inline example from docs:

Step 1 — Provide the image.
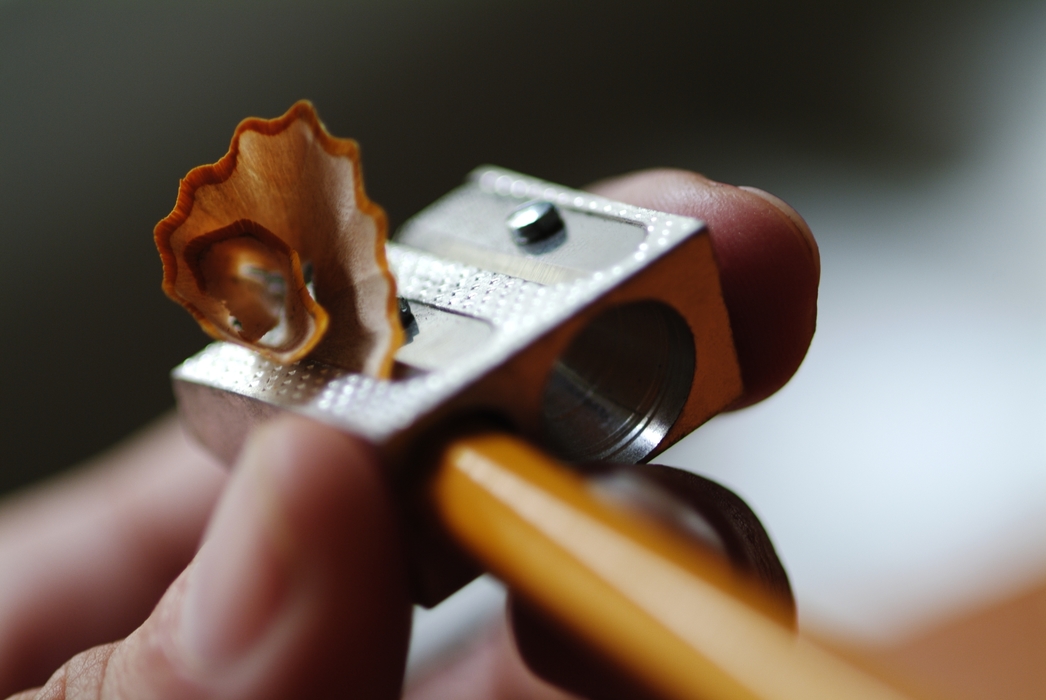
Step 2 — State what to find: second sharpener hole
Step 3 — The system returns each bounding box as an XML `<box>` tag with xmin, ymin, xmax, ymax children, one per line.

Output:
<box><xmin>540</xmin><ymin>301</ymin><xmax>695</xmax><ymax>464</ymax></box>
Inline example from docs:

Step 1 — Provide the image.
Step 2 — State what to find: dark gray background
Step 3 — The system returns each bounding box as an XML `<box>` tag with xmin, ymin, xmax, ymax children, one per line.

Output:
<box><xmin>0</xmin><ymin>0</ymin><xmax>994</xmax><ymax>492</ymax></box>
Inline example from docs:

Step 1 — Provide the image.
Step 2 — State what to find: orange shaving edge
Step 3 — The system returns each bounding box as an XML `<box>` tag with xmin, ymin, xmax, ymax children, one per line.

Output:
<box><xmin>154</xmin><ymin>100</ymin><xmax>403</xmax><ymax>377</ymax></box>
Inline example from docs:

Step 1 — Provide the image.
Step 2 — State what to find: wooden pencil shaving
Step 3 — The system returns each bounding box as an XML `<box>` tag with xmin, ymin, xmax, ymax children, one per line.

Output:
<box><xmin>155</xmin><ymin>100</ymin><xmax>403</xmax><ymax>377</ymax></box>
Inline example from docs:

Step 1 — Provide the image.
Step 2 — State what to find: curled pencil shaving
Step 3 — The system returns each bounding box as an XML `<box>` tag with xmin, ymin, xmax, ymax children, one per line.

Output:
<box><xmin>154</xmin><ymin>100</ymin><xmax>402</xmax><ymax>376</ymax></box>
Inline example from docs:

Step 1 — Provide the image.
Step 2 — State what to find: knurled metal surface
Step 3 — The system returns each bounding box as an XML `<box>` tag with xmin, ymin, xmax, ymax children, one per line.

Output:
<box><xmin>173</xmin><ymin>166</ymin><xmax>704</xmax><ymax>446</ymax></box>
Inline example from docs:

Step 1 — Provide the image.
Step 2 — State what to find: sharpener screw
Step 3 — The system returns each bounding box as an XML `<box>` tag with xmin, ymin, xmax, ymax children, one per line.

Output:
<box><xmin>507</xmin><ymin>200</ymin><xmax>565</xmax><ymax>245</ymax></box>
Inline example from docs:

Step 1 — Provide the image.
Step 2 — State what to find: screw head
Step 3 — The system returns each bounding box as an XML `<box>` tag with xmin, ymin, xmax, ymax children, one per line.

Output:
<box><xmin>398</xmin><ymin>297</ymin><xmax>416</xmax><ymax>329</ymax></box>
<box><xmin>507</xmin><ymin>200</ymin><xmax>565</xmax><ymax>245</ymax></box>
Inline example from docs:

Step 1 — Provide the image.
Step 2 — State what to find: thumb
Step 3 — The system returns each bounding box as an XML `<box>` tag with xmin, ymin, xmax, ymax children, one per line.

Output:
<box><xmin>15</xmin><ymin>416</ymin><xmax>412</xmax><ymax>700</ymax></box>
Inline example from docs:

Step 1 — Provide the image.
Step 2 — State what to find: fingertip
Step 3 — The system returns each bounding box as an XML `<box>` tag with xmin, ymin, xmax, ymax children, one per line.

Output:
<box><xmin>257</xmin><ymin>416</ymin><xmax>413</xmax><ymax>697</ymax></box>
<box><xmin>252</xmin><ymin>415</ymin><xmax>391</xmax><ymax>552</ymax></box>
<box><xmin>588</xmin><ymin>168</ymin><xmax>819</xmax><ymax>408</ymax></box>
<box><xmin>96</xmin><ymin>416</ymin><xmax>412</xmax><ymax>699</ymax></box>
<box><xmin>737</xmin><ymin>185</ymin><xmax>820</xmax><ymax>276</ymax></box>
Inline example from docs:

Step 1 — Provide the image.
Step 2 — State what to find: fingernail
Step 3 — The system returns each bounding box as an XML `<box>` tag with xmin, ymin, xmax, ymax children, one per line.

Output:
<box><xmin>739</xmin><ymin>186</ymin><xmax>820</xmax><ymax>273</ymax></box>
<box><xmin>177</xmin><ymin>425</ymin><xmax>296</xmax><ymax>675</ymax></box>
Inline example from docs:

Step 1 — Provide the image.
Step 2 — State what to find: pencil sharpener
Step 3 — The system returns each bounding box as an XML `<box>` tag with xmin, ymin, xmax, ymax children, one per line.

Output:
<box><xmin>173</xmin><ymin>166</ymin><xmax>740</xmax><ymax>470</ymax></box>
<box><xmin>174</xmin><ymin>165</ymin><xmax>742</xmax><ymax>470</ymax></box>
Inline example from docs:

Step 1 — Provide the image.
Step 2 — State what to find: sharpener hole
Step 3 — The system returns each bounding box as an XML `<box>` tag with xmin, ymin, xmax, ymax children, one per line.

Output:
<box><xmin>540</xmin><ymin>301</ymin><xmax>695</xmax><ymax>463</ymax></box>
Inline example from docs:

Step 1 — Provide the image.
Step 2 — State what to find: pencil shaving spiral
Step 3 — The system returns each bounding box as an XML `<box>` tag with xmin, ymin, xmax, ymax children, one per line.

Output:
<box><xmin>154</xmin><ymin>101</ymin><xmax>402</xmax><ymax>377</ymax></box>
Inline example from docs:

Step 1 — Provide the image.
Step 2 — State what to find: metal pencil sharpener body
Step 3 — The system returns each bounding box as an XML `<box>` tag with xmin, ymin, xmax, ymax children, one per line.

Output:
<box><xmin>173</xmin><ymin>165</ymin><xmax>742</xmax><ymax>504</ymax></box>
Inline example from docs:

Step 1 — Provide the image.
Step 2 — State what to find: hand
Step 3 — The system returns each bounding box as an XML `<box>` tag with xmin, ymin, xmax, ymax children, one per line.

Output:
<box><xmin>0</xmin><ymin>169</ymin><xmax>818</xmax><ymax>700</ymax></box>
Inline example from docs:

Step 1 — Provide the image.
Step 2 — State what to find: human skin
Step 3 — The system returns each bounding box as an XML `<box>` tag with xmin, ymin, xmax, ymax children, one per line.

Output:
<box><xmin>0</xmin><ymin>169</ymin><xmax>818</xmax><ymax>700</ymax></box>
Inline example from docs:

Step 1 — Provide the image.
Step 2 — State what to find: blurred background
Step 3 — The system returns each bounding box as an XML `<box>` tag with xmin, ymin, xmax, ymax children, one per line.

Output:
<box><xmin>1</xmin><ymin>0</ymin><xmax>1043</xmax><ymax>697</ymax></box>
